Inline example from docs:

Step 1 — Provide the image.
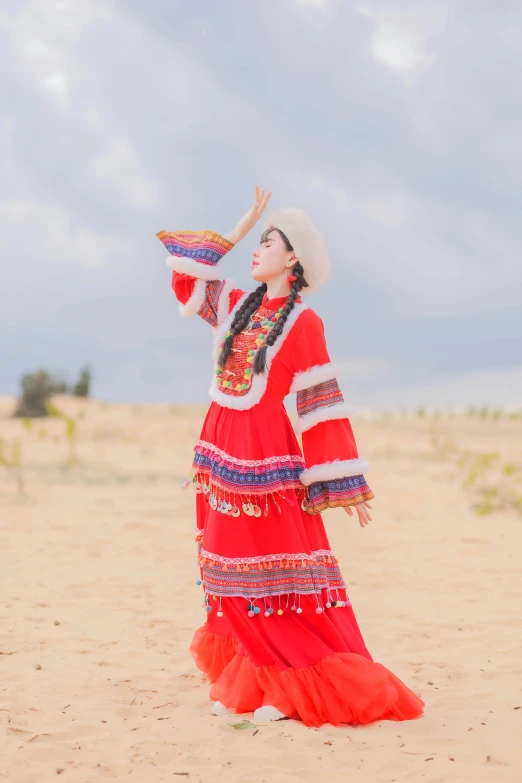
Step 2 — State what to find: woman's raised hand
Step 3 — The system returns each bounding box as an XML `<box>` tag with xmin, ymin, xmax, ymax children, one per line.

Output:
<box><xmin>343</xmin><ymin>500</ymin><xmax>372</xmax><ymax>528</ymax></box>
<box><xmin>223</xmin><ymin>186</ymin><xmax>271</xmax><ymax>245</ymax></box>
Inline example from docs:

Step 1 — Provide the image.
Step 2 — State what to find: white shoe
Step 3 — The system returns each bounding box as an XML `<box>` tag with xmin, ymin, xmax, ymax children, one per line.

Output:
<box><xmin>211</xmin><ymin>701</ymin><xmax>229</xmax><ymax>716</ymax></box>
<box><xmin>253</xmin><ymin>705</ymin><xmax>287</xmax><ymax>722</ymax></box>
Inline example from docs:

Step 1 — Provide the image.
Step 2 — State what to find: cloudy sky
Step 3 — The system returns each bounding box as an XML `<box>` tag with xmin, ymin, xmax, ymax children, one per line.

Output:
<box><xmin>2</xmin><ymin>0</ymin><xmax>521</xmax><ymax>409</ymax></box>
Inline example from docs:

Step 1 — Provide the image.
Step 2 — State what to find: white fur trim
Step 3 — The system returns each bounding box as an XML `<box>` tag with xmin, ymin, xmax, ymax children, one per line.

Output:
<box><xmin>216</xmin><ymin>278</ymin><xmax>238</xmax><ymax>327</ymax></box>
<box><xmin>295</xmin><ymin>402</ymin><xmax>355</xmax><ymax>436</ymax></box>
<box><xmin>166</xmin><ymin>254</ymin><xmax>223</xmax><ymax>281</ymax></box>
<box><xmin>263</xmin><ymin>209</ymin><xmax>331</xmax><ymax>296</ymax></box>
<box><xmin>290</xmin><ymin>362</ymin><xmax>340</xmax><ymax>393</ymax></box>
<box><xmin>179</xmin><ymin>278</ymin><xmax>206</xmax><ymax>317</ymax></box>
<box><xmin>299</xmin><ymin>457</ymin><xmax>370</xmax><ymax>487</ymax></box>
<box><xmin>209</xmin><ymin>299</ymin><xmax>310</xmax><ymax>410</ymax></box>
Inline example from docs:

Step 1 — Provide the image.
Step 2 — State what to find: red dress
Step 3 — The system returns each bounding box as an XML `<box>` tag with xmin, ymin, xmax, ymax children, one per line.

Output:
<box><xmin>158</xmin><ymin>229</ymin><xmax>425</xmax><ymax>727</ymax></box>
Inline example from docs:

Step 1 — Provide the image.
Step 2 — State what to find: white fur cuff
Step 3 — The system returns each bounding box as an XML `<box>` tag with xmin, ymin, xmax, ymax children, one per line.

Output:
<box><xmin>295</xmin><ymin>402</ymin><xmax>355</xmax><ymax>436</ymax></box>
<box><xmin>166</xmin><ymin>254</ymin><xmax>222</xmax><ymax>281</ymax></box>
<box><xmin>179</xmin><ymin>278</ymin><xmax>207</xmax><ymax>317</ymax></box>
<box><xmin>290</xmin><ymin>362</ymin><xmax>340</xmax><ymax>394</ymax></box>
<box><xmin>299</xmin><ymin>457</ymin><xmax>370</xmax><ymax>486</ymax></box>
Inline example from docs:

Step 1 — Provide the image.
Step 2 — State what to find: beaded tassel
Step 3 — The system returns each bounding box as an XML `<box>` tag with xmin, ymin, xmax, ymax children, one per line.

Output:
<box><xmin>192</xmin><ymin>468</ymin><xmax>310</xmax><ymax>518</ymax></box>
<box><xmin>246</xmin><ymin>600</ymin><xmax>261</xmax><ymax>617</ymax></box>
<box><xmin>263</xmin><ymin>597</ymin><xmax>274</xmax><ymax>617</ymax></box>
<box><xmin>192</xmin><ymin>591</ymin><xmax>340</xmax><ymax>618</ymax></box>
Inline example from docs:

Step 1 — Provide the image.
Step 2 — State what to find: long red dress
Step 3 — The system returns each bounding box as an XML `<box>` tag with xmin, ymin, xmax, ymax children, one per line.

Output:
<box><xmin>157</xmin><ymin>228</ymin><xmax>425</xmax><ymax>727</ymax></box>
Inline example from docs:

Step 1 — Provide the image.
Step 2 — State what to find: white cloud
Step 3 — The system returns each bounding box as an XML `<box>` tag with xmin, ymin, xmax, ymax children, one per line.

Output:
<box><xmin>14</xmin><ymin>29</ymin><xmax>72</xmax><ymax>103</ymax></box>
<box><xmin>292</xmin><ymin>172</ymin><xmax>520</xmax><ymax>317</ymax></box>
<box><xmin>42</xmin><ymin>70</ymin><xmax>69</xmax><ymax>98</ymax></box>
<box><xmin>0</xmin><ymin>199</ymin><xmax>131</xmax><ymax>269</ymax></box>
<box><xmin>0</xmin><ymin>0</ymin><xmax>520</xmax><ymax>405</ymax></box>
<box><xmin>8</xmin><ymin>1</ymin><xmax>108</xmax><ymax>101</ymax></box>
<box><xmin>355</xmin><ymin>1</ymin><xmax>449</xmax><ymax>81</ymax></box>
<box><xmin>352</xmin><ymin>364</ymin><xmax>522</xmax><ymax>410</ymax></box>
<box><xmin>326</xmin><ymin>350</ymin><xmax>522</xmax><ymax>411</ymax></box>
<box><xmin>359</xmin><ymin>196</ymin><xmax>407</xmax><ymax>228</ymax></box>
<box><xmin>89</xmin><ymin>137</ymin><xmax>159</xmax><ymax>210</ymax></box>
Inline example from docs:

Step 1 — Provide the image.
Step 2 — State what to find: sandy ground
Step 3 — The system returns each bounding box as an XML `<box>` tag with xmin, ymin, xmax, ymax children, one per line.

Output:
<box><xmin>1</xmin><ymin>395</ymin><xmax>522</xmax><ymax>783</ymax></box>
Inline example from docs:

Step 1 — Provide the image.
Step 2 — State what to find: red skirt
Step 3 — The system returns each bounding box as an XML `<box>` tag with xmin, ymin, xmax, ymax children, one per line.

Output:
<box><xmin>188</xmin><ymin>401</ymin><xmax>425</xmax><ymax>728</ymax></box>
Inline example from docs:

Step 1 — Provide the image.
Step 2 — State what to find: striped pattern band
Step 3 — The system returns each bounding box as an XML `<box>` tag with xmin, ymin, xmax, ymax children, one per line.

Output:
<box><xmin>306</xmin><ymin>476</ymin><xmax>375</xmax><ymax>515</ymax></box>
<box><xmin>157</xmin><ymin>230</ymin><xmax>234</xmax><ymax>268</ymax></box>
<box><xmin>192</xmin><ymin>440</ymin><xmax>306</xmax><ymax>495</ymax></box>
<box><xmin>198</xmin><ymin>548</ymin><xmax>346</xmax><ymax>599</ymax></box>
<box><xmin>296</xmin><ymin>378</ymin><xmax>344</xmax><ymax>417</ymax></box>
<box><xmin>197</xmin><ymin>279</ymin><xmax>225</xmax><ymax>327</ymax></box>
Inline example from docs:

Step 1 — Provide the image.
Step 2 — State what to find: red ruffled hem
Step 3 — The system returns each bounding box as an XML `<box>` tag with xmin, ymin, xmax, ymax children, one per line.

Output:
<box><xmin>189</xmin><ymin>624</ymin><xmax>425</xmax><ymax>728</ymax></box>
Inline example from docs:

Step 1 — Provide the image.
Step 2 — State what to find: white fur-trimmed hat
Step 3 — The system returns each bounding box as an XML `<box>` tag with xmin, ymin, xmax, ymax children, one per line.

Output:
<box><xmin>262</xmin><ymin>208</ymin><xmax>331</xmax><ymax>295</ymax></box>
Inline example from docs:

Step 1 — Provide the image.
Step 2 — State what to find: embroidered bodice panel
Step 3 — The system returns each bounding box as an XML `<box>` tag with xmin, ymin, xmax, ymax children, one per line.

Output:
<box><xmin>216</xmin><ymin>302</ymin><xmax>284</xmax><ymax>398</ymax></box>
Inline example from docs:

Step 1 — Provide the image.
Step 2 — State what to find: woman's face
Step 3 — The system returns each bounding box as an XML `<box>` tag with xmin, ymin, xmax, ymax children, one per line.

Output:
<box><xmin>251</xmin><ymin>229</ymin><xmax>296</xmax><ymax>283</ymax></box>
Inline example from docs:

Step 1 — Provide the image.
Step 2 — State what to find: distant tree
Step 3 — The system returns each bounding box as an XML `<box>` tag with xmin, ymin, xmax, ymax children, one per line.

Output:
<box><xmin>72</xmin><ymin>365</ymin><xmax>91</xmax><ymax>398</ymax></box>
<box><xmin>14</xmin><ymin>369</ymin><xmax>65</xmax><ymax>418</ymax></box>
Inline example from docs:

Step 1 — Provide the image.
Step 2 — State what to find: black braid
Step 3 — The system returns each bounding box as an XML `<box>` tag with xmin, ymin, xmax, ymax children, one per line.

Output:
<box><xmin>217</xmin><ymin>282</ymin><xmax>267</xmax><ymax>368</ymax></box>
<box><xmin>253</xmin><ymin>260</ymin><xmax>307</xmax><ymax>374</ymax></box>
<box><xmin>217</xmin><ymin>227</ymin><xmax>309</xmax><ymax>376</ymax></box>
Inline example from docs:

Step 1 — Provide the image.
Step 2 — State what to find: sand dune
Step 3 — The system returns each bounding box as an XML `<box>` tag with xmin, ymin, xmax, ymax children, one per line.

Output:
<box><xmin>1</xmin><ymin>395</ymin><xmax>521</xmax><ymax>782</ymax></box>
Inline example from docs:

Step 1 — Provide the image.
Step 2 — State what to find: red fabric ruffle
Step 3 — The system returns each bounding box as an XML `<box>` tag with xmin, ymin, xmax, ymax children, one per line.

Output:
<box><xmin>190</xmin><ymin>624</ymin><xmax>425</xmax><ymax>728</ymax></box>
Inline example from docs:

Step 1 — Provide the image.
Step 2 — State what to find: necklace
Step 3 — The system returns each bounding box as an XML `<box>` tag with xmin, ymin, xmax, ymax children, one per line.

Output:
<box><xmin>244</xmin><ymin>311</ymin><xmax>273</xmax><ymax>332</ymax></box>
<box><xmin>216</xmin><ymin>306</ymin><xmax>285</xmax><ymax>391</ymax></box>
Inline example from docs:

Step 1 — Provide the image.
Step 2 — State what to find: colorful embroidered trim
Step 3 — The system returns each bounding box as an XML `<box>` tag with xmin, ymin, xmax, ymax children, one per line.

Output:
<box><xmin>194</xmin><ymin>441</ymin><xmax>305</xmax><ymax>469</ymax></box>
<box><xmin>209</xmin><ymin>298</ymin><xmax>309</xmax><ymax>411</ymax></box>
<box><xmin>200</xmin><ymin>547</ymin><xmax>336</xmax><ymax>566</ymax></box>
<box><xmin>197</xmin><ymin>547</ymin><xmax>347</xmax><ymax>599</ymax></box>
<box><xmin>157</xmin><ymin>230</ymin><xmax>234</xmax><ymax>267</ymax></box>
<box><xmin>192</xmin><ymin>440</ymin><xmax>306</xmax><ymax>495</ymax></box>
<box><xmin>215</xmin><ymin>302</ymin><xmax>285</xmax><ymax>396</ymax></box>
<box><xmin>197</xmin><ymin>279</ymin><xmax>225</xmax><ymax>327</ymax></box>
<box><xmin>289</xmin><ymin>362</ymin><xmax>340</xmax><ymax>394</ymax></box>
<box><xmin>296</xmin><ymin>378</ymin><xmax>344</xmax><ymax>417</ymax></box>
<box><xmin>306</xmin><ymin>476</ymin><xmax>375</xmax><ymax>515</ymax></box>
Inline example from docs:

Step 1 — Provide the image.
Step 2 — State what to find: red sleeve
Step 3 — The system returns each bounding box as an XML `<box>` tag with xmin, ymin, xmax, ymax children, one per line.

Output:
<box><xmin>171</xmin><ymin>272</ymin><xmax>245</xmax><ymax>327</ymax></box>
<box><xmin>171</xmin><ymin>270</ymin><xmax>197</xmax><ymax>306</ymax></box>
<box><xmin>157</xmin><ymin>229</ymin><xmax>245</xmax><ymax>326</ymax></box>
<box><xmin>290</xmin><ymin>311</ymin><xmax>374</xmax><ymax>513</ymax></box>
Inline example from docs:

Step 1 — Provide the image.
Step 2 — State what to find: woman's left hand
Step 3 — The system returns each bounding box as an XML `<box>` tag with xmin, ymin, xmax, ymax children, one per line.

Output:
<box><xmin>344</xmin><ymin>501</ymin><xmax>372</xmax><ymax>527</ymax></box>
<box><xmin>224</xmin><ymin>186</ymin><xmax>271</xmax><ymax>244</ymax></box>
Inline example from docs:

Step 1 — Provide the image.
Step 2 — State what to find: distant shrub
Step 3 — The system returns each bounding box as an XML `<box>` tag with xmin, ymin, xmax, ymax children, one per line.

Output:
<box><xmin>72</xmin><ymin>365</ymin><xmax>91</xmax><ymax>398</ymax></box>
<box><xmin>14</xmin><ymin>364</ymin><xmax>92</xmax><ymax>417</ymax></box>
<box><xmin>14</xmin><ymin>370</ymin><xmax>67</xmax><ymax>418</ymax></box>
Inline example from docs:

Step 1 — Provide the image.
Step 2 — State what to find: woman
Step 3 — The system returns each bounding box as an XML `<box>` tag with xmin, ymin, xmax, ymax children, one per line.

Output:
<box><xmin>157</xmin><ymin>187</ymin><xmax>424</xmax><ymax>727</ymax></box>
